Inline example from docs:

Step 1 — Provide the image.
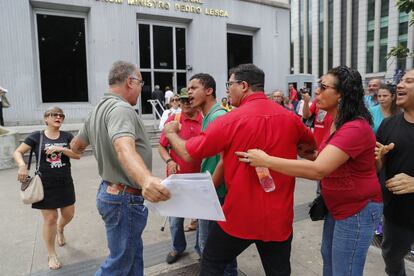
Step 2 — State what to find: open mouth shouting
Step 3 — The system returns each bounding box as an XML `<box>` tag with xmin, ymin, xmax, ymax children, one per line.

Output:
<box><xmin>188</xmin><ymin>96</ymin><xmax>194</xmax><ymax>106</ymax></box>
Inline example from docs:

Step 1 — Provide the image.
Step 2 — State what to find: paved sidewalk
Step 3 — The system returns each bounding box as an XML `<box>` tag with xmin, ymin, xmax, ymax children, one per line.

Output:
<box><xmin>1</xmin><ymin>151</ymin><xmax>414</xmax><ymax>275</ymax></box>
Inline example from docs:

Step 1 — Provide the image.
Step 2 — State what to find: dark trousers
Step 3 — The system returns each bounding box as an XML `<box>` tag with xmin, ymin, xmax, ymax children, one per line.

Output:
<box><xmin>200</xmin><ymin>223</ymin><xmax>292</xmax><ymax>276</ymax></box>
<box><xmin>382</xmin><ymin>217</ymin><xmax>414</xmax><ymax>276</ymax></box>
<box><xmin>0</xmin><ymin>104</ymin><xmax>3</xmax><ymax>126</ymax></box>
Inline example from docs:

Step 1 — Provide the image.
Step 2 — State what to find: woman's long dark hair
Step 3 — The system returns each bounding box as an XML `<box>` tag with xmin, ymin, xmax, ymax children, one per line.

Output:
<box><xmin>379</xmin><ymin>83</ymin><xmax>400</xmax><ymax>116</ymax></box>
<box><xmin>327</xmin><ymin>66</ymin><xmax>373</xmax><ymax>130</ymax></box>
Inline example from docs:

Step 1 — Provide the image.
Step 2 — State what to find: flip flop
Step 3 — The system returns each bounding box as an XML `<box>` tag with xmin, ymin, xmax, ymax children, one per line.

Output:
<box><xmin>48</xmin><ymin>255</ymin><xmax>62</xmax><ymax>270</ymax></box>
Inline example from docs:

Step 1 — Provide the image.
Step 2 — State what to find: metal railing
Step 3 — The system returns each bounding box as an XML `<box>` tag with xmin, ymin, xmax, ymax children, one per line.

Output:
<box><xmin>147</xmin><ymin>99</ymin><xmax>165</xmax><ymax>129</ymax></box>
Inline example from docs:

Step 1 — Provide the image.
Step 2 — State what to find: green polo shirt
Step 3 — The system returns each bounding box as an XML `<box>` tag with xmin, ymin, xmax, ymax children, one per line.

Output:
<box><xmin>78</xmin><ymin>93</ymin><xmax>152</xmax><ymax>188</ymax></box>
<box><xmin>200</xmin><ymin>102</ymin><xmax>227</xmax><ymax>198</ymax></box>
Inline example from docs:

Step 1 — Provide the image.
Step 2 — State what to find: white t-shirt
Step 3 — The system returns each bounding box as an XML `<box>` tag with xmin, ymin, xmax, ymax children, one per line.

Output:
<box><xmin>164</xmin><ymin>90</ymin><xmax>174</xmax><ymax>104</ymax></box>
<box><xmin>296</xmin><ymin>100</ymin><xmax>311</xmax><ymax>117</ymax></box>
<box><xmin>158</xmin><ymin>107</ymin><xmax>181</xmax><ymax>130</ymax></box>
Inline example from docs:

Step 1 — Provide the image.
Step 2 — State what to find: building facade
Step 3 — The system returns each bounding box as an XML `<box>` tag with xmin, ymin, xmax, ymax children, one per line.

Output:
<box><xmin>290</xmin><ymin>0</ymin><xmax>414</xmax><ymax>82</ymax></box>
<box><xmin>0</xmin><ymin>0</ymin><xmax>290</xmax><ymax>125</ymax></box>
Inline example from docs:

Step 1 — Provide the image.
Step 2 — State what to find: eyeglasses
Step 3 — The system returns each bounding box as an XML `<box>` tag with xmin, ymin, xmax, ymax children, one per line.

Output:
<box><xmin>130</xmin><ymin>77</ymin><xmax>145</xmax><ymax>87</ymax></box>
<box><xmin>180</xmin><ymin>98</ymin><xmax>190</xmax><ymax>104</ymax></box>
<box><xmin>318</xmin><ymin>82</ymin><xmax>335</xmax><ymax>91</ymax></box>
<box><xmin>48</xmin><ymin>113</ymin><xmax>65</xmax><ymax>119</ymax></box>
<box><xmin>225</xmin><ymin>80</ymin><xmax>243</xmax><ymax>90</ymax></box>
<box><xmin>170</xmin><ymin>98</ymin><xmax>179</xmax><ymax>102</ymax></box>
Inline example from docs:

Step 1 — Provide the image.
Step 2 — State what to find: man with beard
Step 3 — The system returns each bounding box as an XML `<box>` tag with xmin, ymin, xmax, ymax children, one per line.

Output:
<box><xmin>376</xmin><ymin>69</ymin><xmax>414</xmax><ymax>276</ymax></box>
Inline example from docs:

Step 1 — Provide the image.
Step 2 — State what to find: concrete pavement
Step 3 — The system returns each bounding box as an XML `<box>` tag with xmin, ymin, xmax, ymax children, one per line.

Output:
<box><xmin>1</xmin><ymin>150</ymin><xmax>414</xmax><ymax>275</ymax></box>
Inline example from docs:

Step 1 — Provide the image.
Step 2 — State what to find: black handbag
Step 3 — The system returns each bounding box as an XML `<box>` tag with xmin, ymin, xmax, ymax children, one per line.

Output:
<box><xmin>309</xmin><ymin>195</ymin><xmax>328</xmax><ymax>221</ymax></box>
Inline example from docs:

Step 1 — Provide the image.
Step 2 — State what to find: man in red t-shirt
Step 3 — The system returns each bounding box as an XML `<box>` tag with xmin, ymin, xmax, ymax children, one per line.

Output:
<box><xmin>164</xmin><ymin>64</ymin><xmax>315</xmax><ymax>275</ymax></box>
<box><xmin>158</xmin><ymin>90</ymin><xmax>203</xmax><ymax>264</ymax></box>
<box><xmin>289</xmin><ymin>84</ymin><xmax>299</xmax><ymax>112</ymax></box>
<box><xmin>302</xmin><ymin>95</ymin><xmax>333</xmax><ymax>147</ymax></box>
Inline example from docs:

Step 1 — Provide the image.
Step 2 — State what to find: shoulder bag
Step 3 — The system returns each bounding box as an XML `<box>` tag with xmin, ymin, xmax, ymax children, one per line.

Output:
<box><xmin>309</xmin><ymin>194</ymin><xmax>328</xmax><ymax>221</ymax></box>
<box><xmin>308</xmin><ymin>130</ymin><xmax>338</xmax><ymax>221</ymax></box>
<box><xmin>1</xmin><ymin>95</ymin><xmax>10</xmax><ymax>108</ymax></box>
<box><xmin>20</xmin><ymin>131</ymin><xmax>44</xmax><ymax>204</ymax></box>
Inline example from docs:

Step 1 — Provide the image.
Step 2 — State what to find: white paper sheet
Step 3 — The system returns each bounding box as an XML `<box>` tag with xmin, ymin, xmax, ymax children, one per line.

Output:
<box><xmin>145</xmin><ymin>172</ymin><xmax>226</xmax><ymax>221</ymax></box>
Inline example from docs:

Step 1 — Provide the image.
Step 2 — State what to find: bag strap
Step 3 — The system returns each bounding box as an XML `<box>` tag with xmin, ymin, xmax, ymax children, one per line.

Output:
<box><xmin>35</xmin><ymin>131</ymin><xmax>43</xmax><ymax>172</ymax></box>
<box><xmin>27</xmin><ymin>149</ymin><xmax>34</xmax><ymax>171</ymax></box>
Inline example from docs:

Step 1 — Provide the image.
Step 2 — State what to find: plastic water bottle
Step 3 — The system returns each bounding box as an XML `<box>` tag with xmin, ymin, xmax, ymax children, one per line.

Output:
<box><xmin>255</xmin><ymin>167</ymin><xmax>275</xmax><ymax>192</ymax></box>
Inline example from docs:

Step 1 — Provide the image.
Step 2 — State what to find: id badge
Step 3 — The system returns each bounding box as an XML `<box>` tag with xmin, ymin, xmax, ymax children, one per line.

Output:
<box><xmin>106</xmin><ymin>185</ymin><xmax>119</xmax><ymax>195</ymax></box>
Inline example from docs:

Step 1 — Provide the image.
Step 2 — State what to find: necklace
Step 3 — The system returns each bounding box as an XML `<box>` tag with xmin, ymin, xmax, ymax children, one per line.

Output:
<box><xmin>45</xmin><ymin>129</ymin><xmax>60</xmax><ymax>140</ymax></box>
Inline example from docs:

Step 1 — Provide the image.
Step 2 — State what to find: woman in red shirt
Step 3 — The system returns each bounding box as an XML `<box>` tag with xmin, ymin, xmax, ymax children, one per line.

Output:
<box><xmin>237</xmin><ymin>66</ymin><xmax>383</xmax><ymax>276</ymax></box>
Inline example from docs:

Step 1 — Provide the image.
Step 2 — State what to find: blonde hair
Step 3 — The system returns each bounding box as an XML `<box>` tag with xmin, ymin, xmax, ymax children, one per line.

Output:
<box><xmin>44</xmin><ymin>107</ymin><xmax>64</xmax><ymax>118</ymax></box>
<box><xmin>44</xmin><ymin>107</ymin><xmax>64</xmax><ymax>125</ymax></box>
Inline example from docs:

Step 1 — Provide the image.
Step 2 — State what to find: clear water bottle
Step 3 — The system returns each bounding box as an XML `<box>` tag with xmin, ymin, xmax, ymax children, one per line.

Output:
<box><xmin>255</xmin><ymin>167</ymin><xmax>275</xmax><ymax>192</ymax></box>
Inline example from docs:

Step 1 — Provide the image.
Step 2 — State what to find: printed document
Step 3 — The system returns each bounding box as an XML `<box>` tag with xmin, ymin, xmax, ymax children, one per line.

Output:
<box><xmin>145</xmin><ymin>172</ymin><xmax>226</xmax><ymax>221</ymax></box>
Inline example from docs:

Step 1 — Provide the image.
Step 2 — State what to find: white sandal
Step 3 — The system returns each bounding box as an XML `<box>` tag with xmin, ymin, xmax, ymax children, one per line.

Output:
<box><xmin>48</xmin><ymin>255</ymin><xmax>62</xmax><ymax>270</ymax></box>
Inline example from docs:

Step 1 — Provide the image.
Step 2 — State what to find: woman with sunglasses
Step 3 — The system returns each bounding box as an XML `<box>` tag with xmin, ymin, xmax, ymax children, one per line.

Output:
<box><xmin>237</xmin><ymin>66</ymin><xmax>383</xmax><ymax>276</ymax></box>
<box><xmin>159</xmin><ymin>93</ymin><xmax>182</xmax><ymax>130</ymax></box>
<box><xmin>14</xmin><ymin>107</ymin><xmax>80</xmax><ymax>270</ymax></box>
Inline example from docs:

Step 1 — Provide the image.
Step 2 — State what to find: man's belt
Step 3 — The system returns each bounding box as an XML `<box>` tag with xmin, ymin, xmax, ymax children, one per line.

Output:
<box><xmin>107</xmin><ymin>182</ymin><xmax>142</xmax><ymax>196</ymax></box>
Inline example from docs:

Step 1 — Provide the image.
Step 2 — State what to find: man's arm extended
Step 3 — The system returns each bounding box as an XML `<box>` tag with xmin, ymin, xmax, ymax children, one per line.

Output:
<box><xmin>114</xmin><ymin>136</ymin><xmax>170</xmax><ymax>202</ymax></box>
<box><xmin>211</xmin><ymin>155</ymin><xmax>224</xmax><ymax>188</ymax></box>
<box><xmin>70</xmin><ymin>136</ymin><xmax>89</xmax><ymax>154</ymax></box>
<box><xmin>302</xmin><ymin>93</ymin><xmax>312</xmax><ymax>119</ymax></box>
<box><xmin>164</xmin><ymin>121</ymin><xmax>193</xmax><ymax>162</ymax></box>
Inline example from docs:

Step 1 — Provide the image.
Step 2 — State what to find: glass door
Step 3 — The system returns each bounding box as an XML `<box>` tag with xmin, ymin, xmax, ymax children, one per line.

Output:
<box><xmin>138</xmin><ymin>23</ymin><xmax>187</xmax><ymax>115</ymax></box>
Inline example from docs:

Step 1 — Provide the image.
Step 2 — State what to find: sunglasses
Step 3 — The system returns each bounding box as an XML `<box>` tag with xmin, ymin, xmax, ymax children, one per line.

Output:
<box><xmin>318</xmin><ymin>82</ymin><xmax>335</xmax><ymax>91</ymax></box>
<box><xmin>171</xmin><ymin>98</ymin><xmax>180</xmax><ymax>102</ymax></box>
<box><xmin>48</xmin><ymin>113</ymin><xmax>65</xmax><ymax>119</ymax></box>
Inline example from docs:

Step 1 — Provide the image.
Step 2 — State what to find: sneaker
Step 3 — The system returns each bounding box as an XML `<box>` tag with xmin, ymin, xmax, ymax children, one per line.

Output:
<box><xmin>375</xmin><ymin>222</ymin><xmax>383</xmax><ymax>236</ymax></box>
<box><xmin>166</xmin><ymin>251</ymin><xmax>182</xmax><ymax>264</ymax></box>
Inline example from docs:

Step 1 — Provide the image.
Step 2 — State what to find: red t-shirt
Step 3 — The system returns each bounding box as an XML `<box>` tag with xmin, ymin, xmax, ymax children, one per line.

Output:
<box><xmin>186</xmin><ymin>93</ymin><xmax>315</xmax><ymax>241</ymax></box>
<box><xmin>319</xmin><ymin>119</ymin><xmax>382</xmax><ymax>220</ymax></box>
<box><xmin>289</xmin><ymin>88</ymin><xmax>298</xmax><ymax>102</ymax></box>
<box><xmin>309</xmin><ymin>99</ymin><xmax>333</xmax><ymax>147</ymax></box>
<box><xmin>159</xmin><ymin>112</ymin><xmax>203</xmax><ymax>175</ymax></box>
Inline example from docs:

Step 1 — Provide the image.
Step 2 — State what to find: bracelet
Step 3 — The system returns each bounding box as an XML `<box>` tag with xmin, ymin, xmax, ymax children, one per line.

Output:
<box><xmin>165</xmin><ymin>158</ymin><xmax>173</xmax><ymax>164</ymax></box>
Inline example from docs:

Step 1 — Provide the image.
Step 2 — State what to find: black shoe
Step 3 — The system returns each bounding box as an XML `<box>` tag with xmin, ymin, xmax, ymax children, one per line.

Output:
<box><xmin>166</xmin><ymin>251</ymin><xmax>182</xmax><ymax>264</ymax></box>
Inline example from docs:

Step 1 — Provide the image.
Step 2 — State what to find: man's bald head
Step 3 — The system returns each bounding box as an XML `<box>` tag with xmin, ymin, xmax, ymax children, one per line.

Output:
<box><xmin>272</xmin><ymin>90</ymin><xmax>284</xmax><ymax>104</ymax></box>
<box><xmin>368</xmin><ymin>79</ymin><xmax>382</xmax><ymax>95</ymax></box>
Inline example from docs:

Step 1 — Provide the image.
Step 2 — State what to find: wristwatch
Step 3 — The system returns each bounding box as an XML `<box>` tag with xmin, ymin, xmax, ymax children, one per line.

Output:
<box><xmin>165</xmin><ymin>158</ymin><xmax>173</xmax><ymax>164</ymax></box>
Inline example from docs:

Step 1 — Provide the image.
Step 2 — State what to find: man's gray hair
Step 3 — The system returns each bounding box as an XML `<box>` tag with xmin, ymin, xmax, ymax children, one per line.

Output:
<box><xmin>108</xmin><ymin>61</ymin><xmax>137</xmax><ymax>86</ymax></box>
<box><xmin>154</xmin><ymin>85</ymin><xmax>160</xmax><ymax>90</ymax></box>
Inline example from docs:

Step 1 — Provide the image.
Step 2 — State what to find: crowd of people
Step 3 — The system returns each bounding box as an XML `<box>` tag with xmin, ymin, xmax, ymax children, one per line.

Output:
<box><xmin>12</xmin><ymin>60</ymin><xmax>414</xmax><ymax>276</ymax></box>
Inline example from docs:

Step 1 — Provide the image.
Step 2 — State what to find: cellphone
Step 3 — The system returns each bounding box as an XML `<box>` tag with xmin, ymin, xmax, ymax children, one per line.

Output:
<box><xmin>21</xmin><ymin>176</ymin><xmax>32</xmax><ymax>191</ymax></box>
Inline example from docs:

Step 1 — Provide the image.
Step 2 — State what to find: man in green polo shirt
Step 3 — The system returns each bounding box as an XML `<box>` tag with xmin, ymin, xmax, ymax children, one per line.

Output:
<box><xmin>178</xmin><ymin>73</ymin><xmax>237</xmax><ymax>275</ymax></box>
<box><xmin>71</xmin><ymin>61</ymin><xmax>170</xmax><ymax>276</ymax></box>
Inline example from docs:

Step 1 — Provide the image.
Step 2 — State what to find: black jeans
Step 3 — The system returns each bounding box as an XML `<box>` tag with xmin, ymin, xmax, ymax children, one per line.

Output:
<box><xmin>200</xmin><ymin>223</ymin><xmax>292</xmax><ymax>276</ymax></box>
<box><xmin>0</xmin><ymin>104</ymin><xmax>4</xmax><ymax>126</ymax></box>
<box><xmin>382</xmin><ymin>217</ymin><xmax>414</xmax><ymax>276</ymax></box>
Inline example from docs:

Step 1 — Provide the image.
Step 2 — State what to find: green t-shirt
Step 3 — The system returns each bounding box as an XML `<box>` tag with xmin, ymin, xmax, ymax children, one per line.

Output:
<box><xmin>78</xmin><ymin>93</ymin><xmax>152</xmax><ymax>188</ymax></box>
<box><xmin>201</xmin><ymin>102</ymin><xmax>227</xmax><ymax>198</ymax></box>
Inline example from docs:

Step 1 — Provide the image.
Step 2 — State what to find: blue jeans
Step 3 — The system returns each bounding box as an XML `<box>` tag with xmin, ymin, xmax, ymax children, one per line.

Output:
<box><xmin>95</xmin><ymin>181</ymin><xmax>148</xmax><ymax>276</ymax></box>
<box><xmin>169</xmin><ymin>217</ymin><xmax>187</xmax><ymax>253</ymax></box>
<box><xmin>198</xmin><ymin>197</ymin><xmax>238</xmax><ymax>276</ymax></box>
<box><xmin>321</xmin><ymin>201</ymin><xmax>383</xmax><ymax>276</ymax></box>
